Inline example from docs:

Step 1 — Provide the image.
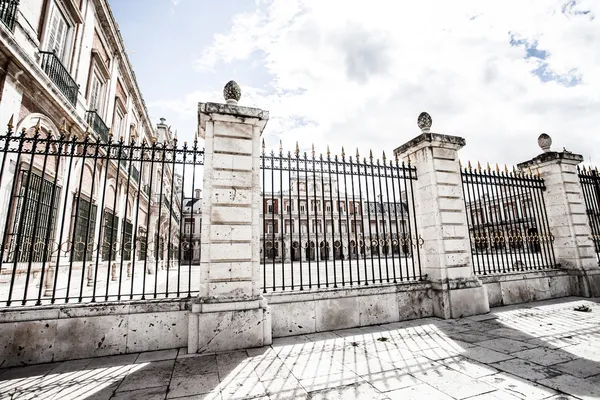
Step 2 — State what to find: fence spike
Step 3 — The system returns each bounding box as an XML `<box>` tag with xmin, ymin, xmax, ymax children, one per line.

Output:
<box><xmin>262</xmin><ymin>138</ymin><xmax>265</xmax><ymax>153</ymax></box>
<box><xmin>536</xmin><ymin>167</ymin><xmax>541</xmax><ymax>177</ymax></box>
<box><xmin>504</xmin><ymin>164</ymin><xmax>508</xmax><ymax>174</ymax></box>
<box><xmin>528</xmin><ymin>167</ymin><xmax>533</xmax><ymax>176</ymax></box>
<box><xmin>495</xmin><ymin>163</ymin><xmax>500</xmax><ymax>173</ymax></box>
<box><xmin>34</xmin><ymin>118</ymin><xmax>41</xmax><ymax>133</ymax></box>
<box><xmin>382</xmin><ymin>151</ymin><xmax>386</xmax><ymax>162</ymax></box>
<box><xmin>487</xmin><ymin>162</ymin><xmax>491</xmax><ymax>172</ymax></box>
<box><xmin>327</xmin><ymin>145</ymin><xmax>330</xmax><ymax>158</ymax></box>
<box><xmin>595</xmin><ymin>166</ymin><xmax>599</xmax><ymax>173</ymax></box>
<box><xmin>341</xmin><ymin>146</ymin><xmax>345</xmax><ymax>159</ymax></box>
<box><xmin>477</xmin><ymin>161</ymin><xmax>481</xmax><ymax>172</ymax></box>
<box><xmin>369</xmin><ymin>149</ymin><xmax>373</xmax><ymax>161</ymax></box>
<box><xmin>312</xmin><ymin>143</ymin><xmax>315</xmax><ymax>157</ymax></box>
<box><xmin>468</xmin><ymin>160</ymin><xmax>472</xmax><ymax>170</ymax></box>
<box><xmin>295</xmin><ymin>141</ymin><xmax>299</xmax><ymax>157</ymax></box>
<box><xmin>356</xmin><ymin>148</ymin><xmax>359</xmax><ymax>159</ymax></box>
<box><xmin>279</xmin><ymin>139</ymin><xmax>283</xmax><ymax>155</ymax></box>
<box><xmin>407</xmin><ymin>153</ymin><xmax>411</xmax><ymax>164</ymax></box>
<box><xmin>394</xmin><ymin>151</ymin><xmax>399</xmax><ymax>164</ymax></box>
<box><xmin>7</xmin><ymin>114</ymin><xmax>14</xmax><ymax>130</ymax></box>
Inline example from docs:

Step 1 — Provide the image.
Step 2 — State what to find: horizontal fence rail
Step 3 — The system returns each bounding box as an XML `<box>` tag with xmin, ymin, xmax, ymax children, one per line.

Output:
<box><xmin>260</xmin><ymin>143</ymin><xmax>423</xmax><ymax>292</ymax></box>
<box><xmin>578</xmin><ymin>166</ymin><xmax>600</xmax><ymax>263</ymax></box>
<box><xmin>461</xmin><ymin>163</ymin><xmax>556</xmax><ymax>275</ymax></box>
<box><xmin>0</xmin><ymin>122</ymin><xmax>204</xmax><ymax>307</ymax></box>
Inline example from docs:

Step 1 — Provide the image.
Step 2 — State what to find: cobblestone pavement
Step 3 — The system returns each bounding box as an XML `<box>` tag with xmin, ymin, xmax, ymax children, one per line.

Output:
<box><xmin>1</xmin><ymin>297</ymin><xmax>599</xmax><ymax>399</ymax></box>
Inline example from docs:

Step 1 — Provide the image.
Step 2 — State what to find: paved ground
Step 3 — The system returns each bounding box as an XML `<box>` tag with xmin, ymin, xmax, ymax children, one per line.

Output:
<box><xmin>1</xmin><ymin>297</ymin><xmax>599</xmax><ymax>399</ymax></box>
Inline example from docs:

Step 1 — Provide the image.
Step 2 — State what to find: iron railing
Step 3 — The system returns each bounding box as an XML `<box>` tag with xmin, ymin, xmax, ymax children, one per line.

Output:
<box><xmin>86</xmin><ymin>110</ymin><xmax>109</xmax><ymax>143</ymax></box>
<box><xmin>0</xmin><ymin>121</ymin><xmax>204</xmax><ymax>306</ymax></box>
<box><xmin>260</xmin><ymin>144</ymin><xmax>422</xmax><ymax>292</ymax></box>
<box><xmin>461</xmin><ymin>163</ymin><xmax>556</xmax><ymax>275</ymax></box>
<box><xmin>39</xmin><ymin>51</ymin><xmax>78</xmax><ymax>106</ymax></box>
<box><xmin>578</xmin><ymin>166</ymin><xmax>600</xmax><ymax>262</ymax></box>
<box><xmin>0</xmin><ymin>0</ymin><xmax>18</xmax><ymax>31</ymax></box>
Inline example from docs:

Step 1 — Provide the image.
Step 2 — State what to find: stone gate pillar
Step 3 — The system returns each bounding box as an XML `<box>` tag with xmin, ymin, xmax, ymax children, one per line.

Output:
<box><xmin>188</xmin><ymin>81</ymin><xmax>271</xmax><ymax>354</ymax></box>
<box><xmin>394</xmin><ymin>112</ymin><xmax>489</xmax><ymax>318</ymax></box>
<box><xmin>517</xmin><ymin>134</ymin><xmax>600</xmax><ymax>297</ymax></box>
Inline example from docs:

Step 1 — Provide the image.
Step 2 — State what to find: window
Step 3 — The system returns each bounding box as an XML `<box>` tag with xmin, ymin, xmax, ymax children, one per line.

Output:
<box><xmin>102</xmin><ymin>210</ymin><xmax>119</xmax><ymax>261</ymax></box>
<box><xmin>46</xmin><ymin>6</ymin><xmax>69</xmax><ymax>62</ymax></box>
<box><xmin>72</xmin><ymin>197</ymin><xmax>97</xmax><ymax>262</ymax></box>
<box><xmin>113</xmin><ymin>108</ymin><xmax>125</xmax><ymax>138</ymax></box>
<box><xmin>300</xmin><ymin>202</ymin><xmax>306</xmax><ymax>213</ymax></box>
<box><xmin>285</xmin><ymin>220</ymin><xmax>294</xmax><ymax>234</ymax></box>
<box><xmin>267</xmin><ymin>202</ymin><xmax>273</xmax><ymax>214</ymax></box>
<box><xmin>326</xmin><ymin>203</ymin><xmax>331</xmax><ymax>213</ymax></box>
<box><xmin>122</xmin><ymin>220</ymin><xmax>133</xmax><ymax>261</ymax></box>
<box><xmin>88</xmin><ymin>73</ymin><xmax>104</xmax><ymax>113</ymax></box>
<box><xmin>185</xmin><ymin>218</ymin><xmax>194</xmax><ymax>235</ymax></box>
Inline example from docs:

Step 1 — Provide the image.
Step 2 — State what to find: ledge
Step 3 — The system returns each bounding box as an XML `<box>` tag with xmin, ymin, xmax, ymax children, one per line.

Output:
<box><xmin>394</xmin><ymin>133</ymin><xmax>466</xmax><ymax>157</ymax></box>
<box><xmin>517</xmin><ymin>151</ymin><xmax>584</xmax><ymax>170</ymax></box>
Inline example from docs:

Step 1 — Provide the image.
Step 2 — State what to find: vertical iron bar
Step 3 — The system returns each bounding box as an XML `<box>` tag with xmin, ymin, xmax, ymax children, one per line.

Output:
<box><xmin>363</xmin><ymin>157</ymin><xmax>375</xmax><ymax>284</ymax></box>
<box><xmin>320</xmin><ymin>154</ymin><xmax>329</xmax><ymax>287</ymax></box>
<box><xmin>287</xmin><ymin>151</ymin><xmax>294</xmax><ymax>290</ymax></box>
<box><xmin>327</xmin><ymin>152</ymin><xmax>337</xmax><ymax>288</ymax></box>
<box><xmin>311</xmin><ymin>151</ymin><xmax>320</xmax><ymax>288</ymax></box>
<box><xmin>166</xmin><ymin>139</ymin><xmax>177</xmax><ymax>297</ymax></box>
<box><xmin>383</xmin><ymin>159</ymin><xmax>396</xmax><ymax>283</ymax></box>
<box><xmin>105</xmin><ymin>137</ymin><xmax>124</xmax><ymax>301</ymax></box>
<box><xmin>261</xmin><ymin>148</ymin><xmax>266</xmax><ymax>292</ymax></box>
<box><xmin>355</xmin><ymin>155</ymin><xmax>368</xmax><ymax>285</ymax></box>
<box><xmin>154</xmin><ymin>143</ymin><xmax>166</xmax><ymax>298</ymax></box>
<box><xmin>334</xmin><ymin>154</ymin><xmax>346</xmax><ymax>286</ymax></box>
<box><xmin>131</xmin><ymin>142</ymin><xmax>146</xmax><ymax>299</ymax></box>
<box><xmin>472</xmin><ymin>168</ymin><xmax>492</xmax><ymax>274</ymax></box>
<box><xmin>295</xmin><ymin>150</ymin><xmax>303</xmax><ymax>290</ymax></box>
<box><xmin>514</xmin><ymin>170</ymin><xmax>534</xmax><ymax>270</ymax></box>
<box><xmin>188</xmin><ymin>141</ymin><xmax>197</xmax><ymax>297</ymax></box>
<box><xmin>377</xmin><ymin>158</ymin><xmax>389</xmax><ymax>282</ymax></box>
<box><xmin>304</xmin><ymin>152</ymin><xmax>312</xmax><ymax>289</ymax></box>
<box><xmin>142</xmin><ymin>141</ymin><xmax>157</xmax><ymax>300</ymax></box>
<box><xmin>370</xmin><ymin>156</ymin><xmax>383</xmax><ymax>283</ymax></box>
<box><xmin>279</xmin><ymin>149</ymin><xmax>284</xmax><ymax>290</ymax></box>
<box><xmin>270</xmin><ymin>151</ymin><xmax>275</xmax><ymax>291</ymax></box>
<box><xmin>390</xmin><ymin>159</ymin><xmax>404</xmax><ymax>281</ymax></box>
<box><xmin>487</xmin><ymin>168</ymin><xmax>508</xmax><ymax>273</ymax></box>
<box><xmin>117</xmin><ymin>140</ymin><xmax>134</xmax><ymax>300</ymax></box>
<box><xmin>342</xmin><ymin>152</ymin><xmax>353</xmax><ymax>285</ymax></box>
<box><xmin>177</xmin><ymin>142</ymin><xmax>186</xmax><ymax>297</ymax></box>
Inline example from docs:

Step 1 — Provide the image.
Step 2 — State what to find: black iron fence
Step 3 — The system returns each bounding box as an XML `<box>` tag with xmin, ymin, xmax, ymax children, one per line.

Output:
<box><xmin>0</xmin><ymin>0</ymin><xmax>18</xmax><ymax>31</ymax></box>
<box><xmin>260</xmin><ymin>143</ymin><xmax>422</xmax><ymax>292</ymax></box>
<box><xmin>578</xmin><ymin>166</ymin><xmax>600</xmax><ymax>262</ymax></box>
<box><xmin>0</xmin><ymin>120</ymin><xmax>204</xmax><ymax>306</ymax></box>
<box><xmin>40</xmin><ymin>51</ymin><xmax>79</xmax><ymax>106</ymax></box>
<box><xmin>461</xmin><ymin>163</ymin><xmax>556</xmax><ymax>275</ymax></box>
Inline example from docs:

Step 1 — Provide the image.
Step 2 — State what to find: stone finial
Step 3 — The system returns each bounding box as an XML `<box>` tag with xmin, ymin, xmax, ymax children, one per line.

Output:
<box><xmin>223</xmin><ymin>80</ymin><xmax>241</xmax><ymax>105</ymax></box>
<box><xmin>159</xmin><ymin>117</ymin><xmax>166</xmax><ymax>125</ymax></box>
<box><xmin>537</xmin><ymin>133</ymin><xmax>552</xmax><ymax>153</ymax></box>
<box><xmin>417</xmin><ymin>112</ymin><xmax>432</xmax><ymax>133</ymax></box>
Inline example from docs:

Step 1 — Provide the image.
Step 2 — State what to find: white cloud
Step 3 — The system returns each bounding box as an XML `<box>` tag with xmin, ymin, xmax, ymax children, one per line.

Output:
<box><xmin>189</xmin><ymin>0</ymin><xmax>600</xmax><ymax>166</ymax></box>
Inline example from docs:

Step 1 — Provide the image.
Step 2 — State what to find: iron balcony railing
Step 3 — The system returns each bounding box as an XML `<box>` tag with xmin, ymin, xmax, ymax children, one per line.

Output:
<box><xmin>0</xmin><ymin>0</ymin><xmax>18</xmax><ymax>31</ymax></box>
<box><xmin>86</xmin><ymin>110</ymin><xmax>109</xmax><ymax>143</ymax></box>
<box><xmin>131</xmin><ymin>166</ymin><xmax>140</xmax><ymax>183</ymax></box>
<box><xmin>40</xmin><ymin>51</ymin><xmax>78</xmax><ymax>106</ymax></box>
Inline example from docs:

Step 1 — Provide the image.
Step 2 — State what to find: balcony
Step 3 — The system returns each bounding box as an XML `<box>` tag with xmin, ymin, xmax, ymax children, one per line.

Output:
<box><xmin>86</xmin><ymin>110</ymin><xmax>109</xmax><ymax>143</ymax></box>
<box><xmin>40</xmin><ymin>51</ymin><xmax>78</xmax><ymax>106</ymax></box>
<box><xmin>0</xmin><ymin>0</ymin><xmax>18</xmax><ymax>31</ymax></box>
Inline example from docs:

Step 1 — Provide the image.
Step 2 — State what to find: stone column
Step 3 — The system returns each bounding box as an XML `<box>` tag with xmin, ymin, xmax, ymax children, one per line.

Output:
<box><xmin>394</xmin><ymin>112</ymin><xmax>489</xmax><ymax>319</ymax></box>
<box><xmin>517</xmin><ymin>135</ymin><xmax>600</xmax><ymax>297</ymax></box>
<box><xmin>188</xmin><ymin>81</ymin><xmax>271</xmax><ymax>354</ymax></box>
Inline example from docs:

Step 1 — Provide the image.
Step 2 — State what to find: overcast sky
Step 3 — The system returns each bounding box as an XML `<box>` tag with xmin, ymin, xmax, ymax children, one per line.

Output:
<box><xmin>110</xmin><ymin>0</ymin><xmax>600</xmax><ymax>168</ymax></box>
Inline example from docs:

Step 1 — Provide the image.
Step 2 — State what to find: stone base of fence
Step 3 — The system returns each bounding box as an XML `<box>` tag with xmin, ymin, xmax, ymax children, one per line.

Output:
<box><xmin>188</xmin><ymin>298</ymin><xmax>272</xmax><ymax>354</ymax></box>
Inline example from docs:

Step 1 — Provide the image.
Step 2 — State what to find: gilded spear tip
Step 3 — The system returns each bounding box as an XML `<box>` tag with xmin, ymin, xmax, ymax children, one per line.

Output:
<box><xmin>487</xmin><ymin>162</ymin><xmax>491</xmax><ymax>172</ymax></box>
<box><xmin>495</xmin><ymin>163</ymin><xmax>499</xmax><ymax>173</ymax></box>
<box><xmin>356</xmin><ymin>148</ymin><xmax>359</xmax><ymax>159</ymax></box>
<box><xmin>369</xmin><ymin>149</ymin><xmax>373</xmax><ymax>160</ymax></box>
<box><xmin>312</xmin><ymin>143</ymin><xmax>315</xmax><ymax>157</ymax></box>
<box><xmin>279</xmin><ymin>139</ymin><xmax>283</xmax><ymax>153</ymax></box>
<box><xmin>477</xmin><ymin>161</ymin><xmax>481</xmax><ymax>172</ymax></box>
<box><xmin>327</xmin><ymin>145</ymin><xmax>330</xmax><ymax>157</ymax></box>
<box><xmin>504</xmin><ymin>164</ymin><xmax>509</xmax><ymax>174</ymax></box>
<box><xmin>468</xmin><ymin>160</ymin><xmax>472</xmax><ymax>170</ymax></box>
<box><xmin>34</xmin><ymin>118</ymin><xmax>41</xmax><ymax>132</ymax></box>
<box><xmin>341</xmin><ymin>146</ymin><xmax>345</xmax><ymax>158</ymax></box>
<box><xmin>407</xmin><ymin>153</ymin><xmax>411</xmax><ymax>164</ymax></box>
<box><xmin>262</xmin><ymin>138</ymin><xmax>265</xmax><ymax>149</ymax></box>
<box><xmin>295</xmin><ymin>141</ymin><xmax>299</xmax><ymax>157</ymax></box>
<box><xmin>536</xmin><ymin>167</ymin><xmax>541</xmax><ymax>177</ymax></box>
<box><xmin>7</xmin><ymin>114</ymin><xmax>14</xmax><ymax>129</ymax></box>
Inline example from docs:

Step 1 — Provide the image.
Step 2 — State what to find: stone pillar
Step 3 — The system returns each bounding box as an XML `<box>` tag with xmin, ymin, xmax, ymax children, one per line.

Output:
<box><xmin>394</xmin><ymin>112</ymin><xmax>489</xmax><ymax>319</ymax></box>
<box><xmin>188</xmin><ymin>81</ymin><xmax>271</xmax><ymax>354</ymax></box>
<box><xmin>517</xmin><ymin>135</ymin><xmax>600</xmax><ymax>297</ymax></box>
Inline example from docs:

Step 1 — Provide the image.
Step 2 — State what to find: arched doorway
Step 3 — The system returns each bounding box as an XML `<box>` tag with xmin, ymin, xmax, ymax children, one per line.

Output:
<box><xmin>333</xmin><ymin>240</ymin><xmax>343</xmax><ymax>260</ymax></box>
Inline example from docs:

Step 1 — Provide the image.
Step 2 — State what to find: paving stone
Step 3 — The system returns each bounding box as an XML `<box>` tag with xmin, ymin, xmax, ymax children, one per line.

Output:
<box><xmin>435</xmin><ymin>356</ymin><xmax>498</xmax><ymax>378</ymax></box>
<box><xmin>537</xmin><ymin>374</ymin><xmax>600</xmax><ymax>400</ymax></box>
<box><xmin>308</xmin><ymin>382</ymin><xmax>388</xmax><ymax>400</ymax></box>
<box><xmin>117</xmin><ymin>360</ymin><xmax>174</xmax><ymax>392</ymax></box>
<box><xmin>511</xmin><ymin>347</ymin><xmax>578</xmax><ymax>367</ymax></box>
<box><xmin>465</xmin><ymin>390</ymin><xmax>522</xmax><ymax>399</ymax></box>
<box><xmin>172</xmin><ymin>355</ymin><xmax>218</xmax><ymax>378</ymax></box>
<box><xmin>251</xmin><ymin>356</ymin><xmax>294</xmax><ymax>381</ymax></box>
<box><xmin>360</xmin><ymin>369</ymin><xmax>421</xmax><ymax>392</ymax></box>
<box><xmin>262</xmin><ymin>377</ymin><xmax>308</xmax><ymax>399</ymax></box>
<box><xmin>461</xmin><ymin>345</ymin><xmax>515</xmax><ymax>364</ymax></box>
<box><xmin>112</xmin><ymin>385</ymin><xmax>168</xmax><ymax>400</ymax></box>
<box><xmin>216</xmin><ymin>350</ymin><xmax>255</xmax><ymax>379</ymax></box>
<box><xmin>167</xmin><ymin>373</ymin><xmax>220</xmax><ymax>398</ymax></box>
<box><xmin>87</xmin><ymin>354</ymin><xmax>139</xmax><ymax>369</ymax></box>
<box><xmin>490</xmin><ymin>359</ymin><xmax>562</xmax><ymax>382</ymax></box>
<box><xmin>281</xmin><ymin>353</ymin><xmax>347</xmax><ymax>380</ymax></box>
<box><xmin>299</xmin><ymin>371</ymin><xmax>364</xmax><ymax>392</ymax></box>
<box><xmin>477</xmin><ymin>339</ymin><xmax>539</xmax><ymax>354</ymax></box>
<box><xmin>135</xmin><ymin>349</ymin><xmax>178</xmax><ymax>363</ymax></box>
<box><xmin>384</xmin><ymin>383</ymin><xmax>455</xmax><ymax>399</ymax></box>
<box><xmin>479</xmin><ymin>372</ymin><xmax>559</xmax><ymax>399</ymax></box>
<box><xmin>444</xmin><ymin>332</ymin><xmax>500</xmax><ymax>343</ymax></box>
<box><xmin>219</xmin><ymin>375</ymin><xmax>268</xmax><ymax>399</ymax></box>
<box><xmin>411</xmin><ymin>364</ymin><xmax>497</xmax><ymax>399</ymax></box>
<box><xmin>486</xmin><ymin>328</ymin><xmax>536</xmax><ymax>342</ymax></box>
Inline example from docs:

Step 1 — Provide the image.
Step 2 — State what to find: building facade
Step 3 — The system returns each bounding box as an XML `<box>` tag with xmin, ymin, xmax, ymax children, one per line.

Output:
<box><xmin>0</xmin><ymin>0</ymin><xmax>179</xmax><ymax>271</ymax></box>
<box><xmin>260</xmin><ymin>175</ymin><xmax>412</xmax><ymax>262</ymax></box>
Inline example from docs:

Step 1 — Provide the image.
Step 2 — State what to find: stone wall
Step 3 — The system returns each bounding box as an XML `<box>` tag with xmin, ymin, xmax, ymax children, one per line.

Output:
<box><xmin>267</xmin><ymin>283</ymin><xmax>434</xmax><ymax>338</ymax></box>
<box><xmin>0</xmin><ymin>299</ymin><xmax>189</xmax><ymax>368</ymax></box>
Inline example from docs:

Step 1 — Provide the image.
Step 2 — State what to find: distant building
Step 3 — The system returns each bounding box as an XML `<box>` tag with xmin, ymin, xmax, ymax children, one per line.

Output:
<box><xmin>181</xmin><ymin>189</ymin><xmax>202</xmax><ymax>264</ymax></box>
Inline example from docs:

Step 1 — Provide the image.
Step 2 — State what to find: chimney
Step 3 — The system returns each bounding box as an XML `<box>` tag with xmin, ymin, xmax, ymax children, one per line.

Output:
<box><xmin>195</xmin><ymin>189</ymin><xmax>201</xmax><ymax>199</ymax></box>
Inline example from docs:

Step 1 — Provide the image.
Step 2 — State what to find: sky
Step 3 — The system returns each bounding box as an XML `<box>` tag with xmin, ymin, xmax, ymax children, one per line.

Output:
<box><xmin>110</xmin><ymin>0</ymin><xmax>600</xmax><ymax>168</ymax></box>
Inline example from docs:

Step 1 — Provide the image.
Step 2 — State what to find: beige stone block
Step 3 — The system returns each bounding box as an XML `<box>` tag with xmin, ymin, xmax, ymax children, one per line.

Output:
<box><xmin>211</xmin><ymin>188</ymin><xmax>251</xmax><ymax>206</ymax></box>
<box><xmin>208</xmin><ymin>262</ymin><xmax>253</xmax><ymax>280</ymax></box>
<box><xmin>271</xmin><ymin>301</ymin><xmax>316</xmax><ymax>337</ymax></box>
<box><xmin>213</xmin><ymin>154</ymin><xmax>253</xmax><ymax>171</ymax></box>
<box><xmin>437</xmin><ymin>184</ymin><xmax>464</xmax><ymax>198</ymax></box>
<box><xmin>212</xmin><ymin>170</ymin><xmax>253</xmax><ymax>188</ymax></box>
<box><xmin>54</xmin><ymin>315</ymin><xmax>128</xmax><ymax>360</ymax></box>
<box><xmin>438</xmin><ymin>197</ymin><xmax>465</xmax><ymax>211</ymax></box>
<box><xmin>435</xmin><ymin>171</ymin><xmax>462</xmax><ymax>185</ymax></box>
<box><xmin>214</xmin><ymin>120</ymin><xmax>253</xmax><ymax>139</ymax></box>
<box><xmin>448</xmin><ymin>285</ymin><xmax>489</xmax><ymax>318</ymax></box>
<box><xmin>211</xmin><ymin>206</ymin><xmax>252</xmax><ymax>223</ymax></box>
<box><xmin>127</xmin><ymin>311</ymin><xmax>188</xmax><ymax>353</ymax></box>
<box><xmin>315</xmin><ymin>297</ymin><xmax>359</xmax><ymax>331</ymax></box>
<box><xmin>197</xmin><ymin>308</ymin><xmax>267</xmax><ymax>353</ymax></box>
<box><xmin>358</xmin><ymin>293</ymin><xmax>399</xmax><ymax>326</ymax></box>
<box><xmin>210</xmin><ymin>242</ymin><xmax>252</xmax><ymax>261</ymax></box>
<box><xmin>441</xmin><ymin>211</ymin><xmax>466</xmax><ymax>225</ymax></box>
<box><xmin>209</xmin><ymin>281</ymin><xmax>253</xmax><ymax>297</ymax></box>
<box><xmin>210</xmin><ymin>225</ymin><xmax>252</xmax><ymax>241</ymax></box>
<box><xmin>397</xmin><ymin>290</ymin><xmax>434</xmax><ymax>320</ymax></box>
<box><xmin>434</xmin><ymin>158</ymin><xmax>460</xmax><ymax>172</ymax></box>
<box><xmin>483</xmin><ymin>282</ymin><xmax>502</xmax><ymax>307</ymax></box>
<box><xmin>214</xmin><ymin>136</ymin><xmax>253</xmax><ymax>155</ymax></box>
<box><xmin>432</xmin><ymin>147</ymin><xmax>457</xmax><ymax>160</ymax></box>
<box><xmin>0</xmin><ymin>320</ymin><xmax>57</xmax><ymax>367</ymax></box>
<box><xmin>443</xmin><ymin>238</ymin><xmax>468</xmax><ymax>252</ymax></box>
<box><xmin>446</xmin><ymin>265</ymin><xmax>473</xmax><ymax>280</ymax></box>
